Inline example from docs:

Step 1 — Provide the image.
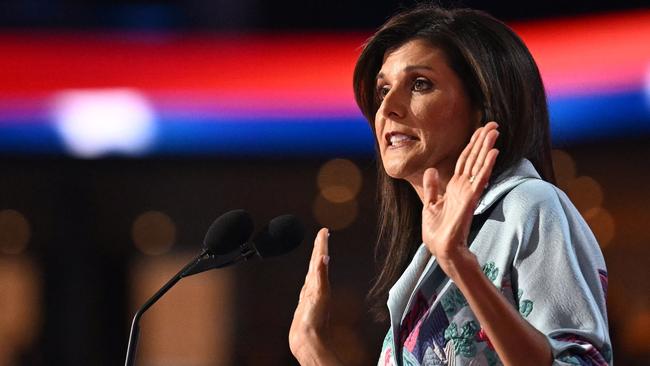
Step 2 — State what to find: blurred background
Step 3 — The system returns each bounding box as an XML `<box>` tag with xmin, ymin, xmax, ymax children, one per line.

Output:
<box><xmin>0</xmin><ymin>0</ymin><xmax>648</xmax><ymax>365</ymax></box>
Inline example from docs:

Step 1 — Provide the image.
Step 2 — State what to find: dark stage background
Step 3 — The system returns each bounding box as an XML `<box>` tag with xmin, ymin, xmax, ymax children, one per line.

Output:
<box><xmin>0</xmin><ymin>1</ymin><xmax>649</xmax><ymax>365</ymax></box>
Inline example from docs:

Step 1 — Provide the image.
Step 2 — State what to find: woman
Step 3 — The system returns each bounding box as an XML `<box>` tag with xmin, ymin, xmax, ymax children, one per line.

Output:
<box><xmin>289</xmin><ymin>5</ymin><xmax>611</xmax><ymax>365</ymax></box>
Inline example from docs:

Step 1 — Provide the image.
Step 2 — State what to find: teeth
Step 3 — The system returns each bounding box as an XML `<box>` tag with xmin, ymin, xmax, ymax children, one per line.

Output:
<box><xmin>389</xmin><ymin>134</ymin><xmax>412</xmax><ymax>145</ymax></box>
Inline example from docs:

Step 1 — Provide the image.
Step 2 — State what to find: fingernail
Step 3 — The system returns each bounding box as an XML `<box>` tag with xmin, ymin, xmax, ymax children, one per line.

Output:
<box><xmin>323</xmin><ymin>255</ymin><xmax>330</xmax><ymax>265</ymax></box>
<box><xmin>327</xmin><ymin>230</ymin><xmax>331</xmax><ymax>238</ymax></box>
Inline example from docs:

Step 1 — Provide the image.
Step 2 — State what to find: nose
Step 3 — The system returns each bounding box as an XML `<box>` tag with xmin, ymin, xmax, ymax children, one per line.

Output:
<box><xmin>377</xmin><ymin>88</ymin><xmax>406</xmax><ymax>121</ymax></box>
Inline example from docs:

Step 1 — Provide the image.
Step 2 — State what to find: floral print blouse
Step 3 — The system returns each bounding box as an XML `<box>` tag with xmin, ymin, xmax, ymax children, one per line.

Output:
<box><xmin>378</xmin><ymin>159</ymin><xmax>612</xmax><ymax>366</ymax></box>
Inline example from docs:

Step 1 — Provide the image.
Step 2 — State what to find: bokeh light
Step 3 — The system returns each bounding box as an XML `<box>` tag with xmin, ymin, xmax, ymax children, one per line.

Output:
<box><xmin>621</xmin><ymin>306</ymin><xmax>650</xmax><ymax>355</ymax></box>
<box><xmin>566</xmin><ymin>175</ymin><xmax>604</xmax><ymax>214</ymax></box>
<box><xmin>0</xmin><ymin>258</ymin><xmax>41</xmax><ymax>365</ymax></box>
<box><xmin>551</xmin><ymin>149</ymin><xmax>576</xmax><ymax>189</ymax></box>
<box><xmin>583</xmin><ymin>207</ymin><xmax>616</xmax><ymax>248</ymax></box>
<box><xmin>317</xmin><ymin>159</ymin><xmax>362</xmax><ymax>203</ymax></box>
<box><xmin>0</xmin><ymin>210</ymin><xmax>31</xmax><ymax>255</ymax></box>
<box><xmin>52</xmin><ymin>88</ymin><xmax>156</xmax><ymax>158</ymax></box>
<box><xmin>130</xmin><ymin>255</ymin><xmax>233</xmax><ymax>365</ymax></box>
<box><xmin>313</xmin><ymin>194</ymin><xmax>358</xmax><ymax>230</ymax></box>
<box><xmin>132</xmin><ymin>211</ymin><xmax>176</xmax><ymax>255</ymax></box>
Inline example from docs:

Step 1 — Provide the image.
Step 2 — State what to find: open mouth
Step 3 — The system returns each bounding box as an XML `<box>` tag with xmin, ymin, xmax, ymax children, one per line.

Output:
<box><xmin>386</xmin><ymin>132</ymin><xmax>418</xmax><ymax>148</ymax></box>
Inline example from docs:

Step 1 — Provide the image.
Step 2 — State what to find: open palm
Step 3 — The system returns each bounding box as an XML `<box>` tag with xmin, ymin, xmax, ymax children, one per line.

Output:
<box><xmin>422</xmin><ymin>122</ymin><xmax>500</xmax><ymax>263</ymax></box>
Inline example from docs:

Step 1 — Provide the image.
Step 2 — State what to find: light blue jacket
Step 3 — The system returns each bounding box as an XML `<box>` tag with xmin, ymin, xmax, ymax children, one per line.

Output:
<box><xmin>378</xmin><ymin>159</ymin><xmax>612</xmax><ymax>366</ymax></box>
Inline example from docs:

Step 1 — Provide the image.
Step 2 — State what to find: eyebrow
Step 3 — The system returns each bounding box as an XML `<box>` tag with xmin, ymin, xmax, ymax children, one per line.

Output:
<box><xmin>376</xmin><ymin>65</ymin><xmax>435</xmax><ymax>81</ymax></box>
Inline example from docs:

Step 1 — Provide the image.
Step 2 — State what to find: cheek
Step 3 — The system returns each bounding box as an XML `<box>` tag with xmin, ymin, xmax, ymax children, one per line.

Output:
<box><xmin>413</xmin><ymin>99</ymin><xmax>448</xmax><ymax>131</ymax></box>
<box><xmin>420</xmin><ymin>94</ymin><xmax>468</xmax><ymax>132</ymax></box>
<box><xmin>374</xmin><ymin>115</ymin><xmax>384</xmax><ymax>145</ymax></box>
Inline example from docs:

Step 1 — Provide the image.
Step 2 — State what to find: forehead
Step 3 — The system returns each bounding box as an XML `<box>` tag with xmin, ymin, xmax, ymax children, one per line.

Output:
<box><xmin>378</xmin><ymin>39</ymin><xmax>449</xmax><ymax>77</ymax></box>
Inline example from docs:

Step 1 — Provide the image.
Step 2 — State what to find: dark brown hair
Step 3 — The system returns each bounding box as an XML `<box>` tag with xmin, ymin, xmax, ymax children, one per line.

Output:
<box><xmin>353</xmin><ymin>4</ymin><xmax>555</xmax><ymax>320</ymax></box>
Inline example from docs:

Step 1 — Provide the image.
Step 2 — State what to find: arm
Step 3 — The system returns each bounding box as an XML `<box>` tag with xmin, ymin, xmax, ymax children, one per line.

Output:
<box><xmin>508</xmin><ymin>181</ymin><xmax>611</xmax><ymax>365</ymax></box>
<box><xmin>289</xmin><ymin>228</ymin><xmax>344</xmax><ymax>366</ymax></box>
<box><xmin>421</xmin><ymin>122</ymin><xmax>551</xmax><ymax>365</ymax></box>
<box><xmin>440</xmin><ymin>251</ymin><xmax>552</xmax><ymax>365</ymax></box>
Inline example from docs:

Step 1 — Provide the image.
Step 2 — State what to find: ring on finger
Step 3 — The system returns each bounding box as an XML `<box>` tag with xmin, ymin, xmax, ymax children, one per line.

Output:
<box><xmin>469</xmin><ymin>175</ymin><xmax>476</xmax><ymax>183</ymax></box>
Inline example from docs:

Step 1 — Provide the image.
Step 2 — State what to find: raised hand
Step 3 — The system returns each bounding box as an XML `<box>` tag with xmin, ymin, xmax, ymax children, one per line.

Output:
<box><xmin>421</xmin><ymin>122</ymin><xmax>499</xmax><ymax>274</ymax></box>
<box><xmin>289</xmin><ymin>228</ymin><xmax>342</xmax><ymax>365</ymax></box>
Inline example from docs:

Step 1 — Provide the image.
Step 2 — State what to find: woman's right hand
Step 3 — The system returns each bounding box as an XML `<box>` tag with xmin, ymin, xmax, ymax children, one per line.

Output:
<box><xmin>289</xmin><ymin>228</ymin><xmax>342</xmax><ymax>365</ymax></box>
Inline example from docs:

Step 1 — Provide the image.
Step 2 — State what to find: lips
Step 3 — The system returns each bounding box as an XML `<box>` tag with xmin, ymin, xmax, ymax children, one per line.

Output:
<box><xmin>386</xmin><ymin>132</ymin><xmax>418</xmax><ymax>148</ymax></box>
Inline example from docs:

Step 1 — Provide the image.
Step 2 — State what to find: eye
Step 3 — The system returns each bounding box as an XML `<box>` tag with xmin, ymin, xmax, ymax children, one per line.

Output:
<box><xmin>377</xmin><ymin>85</ymin><xmax>390</xmax><ymax>101</ymax></box>
<box><xmin>412</xmin><ymin>78</ymin><xmax>432</xmax><ymax>92</ymax></box>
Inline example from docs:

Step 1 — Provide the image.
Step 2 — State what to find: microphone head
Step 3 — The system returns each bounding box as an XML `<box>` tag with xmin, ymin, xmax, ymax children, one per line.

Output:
<box><xmin>253</xmin><ymin>214</ymin><xmax>304</xmax><ymax>258</ymax></box>
<box><xmin>203</xmin><ymin>209</ymin><xmax>254</xmax><ymax>255</ymax></box>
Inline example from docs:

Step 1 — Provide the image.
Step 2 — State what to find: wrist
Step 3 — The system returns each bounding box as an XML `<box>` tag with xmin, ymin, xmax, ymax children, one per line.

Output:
<box><xmin>293</xmin><ymin>332</ymin><xmax>341</xmax><ymax>366</ymax></box>
<box><xmin>437</xmin><ymin>247</ymin><xmax>479</xmax><ymax>281</ymax></box>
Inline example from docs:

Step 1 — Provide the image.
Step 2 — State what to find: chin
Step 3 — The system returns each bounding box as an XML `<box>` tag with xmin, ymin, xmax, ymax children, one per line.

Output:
<box><xmin>380</xmin><ymin>146</ymin><xmax>429</xmax><ymax>179</ymax></box>
<box><xmin>382</xmin><ymin>160</ymin><xmax>418</xmax><ymax>181</ymax></box>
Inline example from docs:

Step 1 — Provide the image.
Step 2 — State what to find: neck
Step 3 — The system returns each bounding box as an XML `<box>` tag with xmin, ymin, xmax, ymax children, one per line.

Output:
<box><xmin>406</xmin><ymin>165</ymin><xmax>453</xmax><ymax>204</ymax></box>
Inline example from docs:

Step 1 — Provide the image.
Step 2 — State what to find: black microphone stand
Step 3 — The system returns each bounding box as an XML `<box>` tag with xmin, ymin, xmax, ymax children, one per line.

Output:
<box><xmin>124</xmin><ymin>243</ymin><xmax>259</xmax><ymax>366</ymax></box>
<box><xmin>182</xmin><ymin>242</ymin><xmax>258</xmax><ymax>277</ymax></box>
<box><xmin>124</xmin><ymin>248</ymin><xmax>209</xmax><ymax>366</ymax></box>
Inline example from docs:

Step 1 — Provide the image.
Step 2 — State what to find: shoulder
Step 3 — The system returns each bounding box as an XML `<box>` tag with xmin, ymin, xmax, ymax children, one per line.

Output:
<box><xmin>502</xmin><ymin>179</ymin><xmax>602</xmax><ymax>261</ymax></box>
<box><xmin>500</xmin><ymin>179</ymin><xmax>565</xmax><ymax>218</ymax></box>
<box><xmin>477</xmin><ymin>159</ymin><xmax>563</xmax><ymax>216</ymax></box>
<box><xmin>497</xmin><ymin>178</ymin><xmax>592</xmax><ymax>249</ymax></box>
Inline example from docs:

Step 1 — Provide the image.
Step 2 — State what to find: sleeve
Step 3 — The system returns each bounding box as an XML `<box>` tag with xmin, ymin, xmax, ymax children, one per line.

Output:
<box><xmin>508</xmin><ymin>181</ymin><xmax>612</xmax><ymax>365</ymax></box>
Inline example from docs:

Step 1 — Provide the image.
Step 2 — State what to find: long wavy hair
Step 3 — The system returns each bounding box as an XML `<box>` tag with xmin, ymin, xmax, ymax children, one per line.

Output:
<box><xmin>352</xmin><ymin>4</ymin><xmax>556</xmax><ymax>320</ymax></box>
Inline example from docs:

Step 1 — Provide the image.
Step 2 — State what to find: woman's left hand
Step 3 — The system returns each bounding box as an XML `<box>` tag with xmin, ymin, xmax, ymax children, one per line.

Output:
<box><xmin>421</xmin><ymin>121</ymin><xmax>500</xmax><ymax>275</ymax></box>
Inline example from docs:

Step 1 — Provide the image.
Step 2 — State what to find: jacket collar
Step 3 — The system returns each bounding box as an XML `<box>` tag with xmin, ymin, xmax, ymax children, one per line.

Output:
<box><xmin>474</xmin><ymin>159</ymin><xmax>542</xmax><ymax>215</ymax></box>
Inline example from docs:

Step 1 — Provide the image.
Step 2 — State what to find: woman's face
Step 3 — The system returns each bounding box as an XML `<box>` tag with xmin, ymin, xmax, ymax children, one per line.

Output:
<box><xmin>375</xmin><ymin>39</ymin><xmax>480</xmax><ymax>187</ymax></box>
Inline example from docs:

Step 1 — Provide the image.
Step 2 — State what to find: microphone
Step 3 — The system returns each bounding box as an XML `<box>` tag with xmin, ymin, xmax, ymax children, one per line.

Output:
<box><xmin>182</xmin><ymin>214</ymin><xmax>305</xmax><ymax>276</ymax></box>
<box><xmin>124</xmin><ymin>209</ymin><xmax>253</xmax><ymax>366</ymax></box>
<box><xmin>202</xmin><ymin>209</ymin><xmax>255</xmax><ymax>255</ymax></box>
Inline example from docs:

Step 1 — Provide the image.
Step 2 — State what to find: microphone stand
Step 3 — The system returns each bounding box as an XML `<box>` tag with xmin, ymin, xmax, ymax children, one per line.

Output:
<box><xmin>182</xmin><ymin>242</ymin><xmax>258</xmax><ymax>277</ymax></box>
<box><xmin>124</xmin><ymin>248</ymin><xmax>208</xmax><ymax>366</ymax></box>
<box><xmin>124</xmin><ymin>244</ymin><xmax>258</xmax><ymax>366</ymax></box>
